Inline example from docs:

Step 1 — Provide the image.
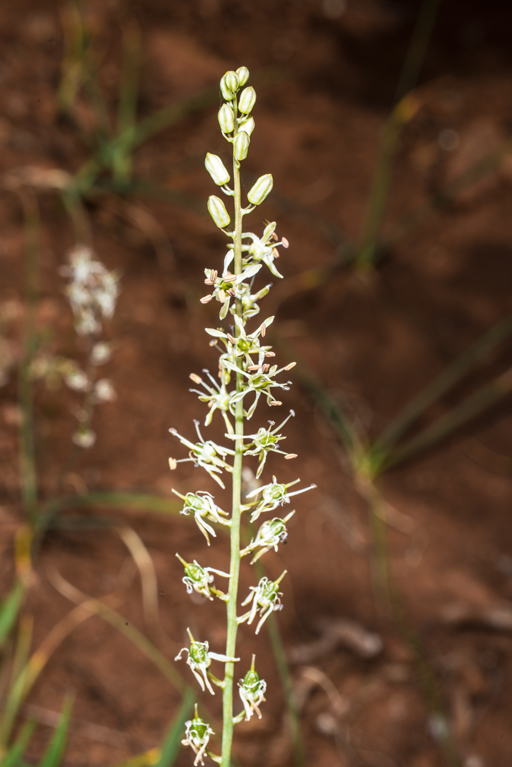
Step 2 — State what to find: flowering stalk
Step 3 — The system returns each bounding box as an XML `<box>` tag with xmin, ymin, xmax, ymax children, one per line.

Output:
<box><xmin>171</xmin><ymin>67</ymin><xmax>315</xmax><ymax>766</ymax></box>
<box><xmin>60</xmin><ymin>245</ymin><xmax>119</xmax><ymax>448</ymax></box>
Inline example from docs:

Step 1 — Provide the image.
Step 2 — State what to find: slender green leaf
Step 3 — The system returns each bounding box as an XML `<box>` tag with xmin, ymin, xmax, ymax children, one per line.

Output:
<box><xmin>1</xmin><ymin>720</ymin><xmax>36</xmax><ymax>767</ymax></box>
<box><xmin>384</xmin><ymin>366</ymin><xmax>512</xmax><ymax>470</ymax></box>
<box><xmin>39</xmin><ymin>697</ymin><xmax>73</xmax><ymax>767</ymax></box>
<box><xmin>376</xmin><ymin>314</ymin><xmax>512</xmax><ymax>453</ymax></box>
<box><xmin>154</xmin><ymin>688</ymin><xmax>195</xmax><ymax>767</ymax></box>
<box><xmin>0</xmin><ymin>581</ymin><xmax>24</xmax><ymax>647</ymax></box>
<box><xmin>357</xmin><ymin>0</ymin><xmax>441</xmax><ymax>267</ymax></box>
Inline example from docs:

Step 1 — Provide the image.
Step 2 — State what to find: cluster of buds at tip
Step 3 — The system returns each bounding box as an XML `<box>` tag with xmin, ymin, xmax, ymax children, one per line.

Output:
<box><xmin>171</xmin><ymin>67</ymin><xmax>316</xmax><ymax>765</ymax></box>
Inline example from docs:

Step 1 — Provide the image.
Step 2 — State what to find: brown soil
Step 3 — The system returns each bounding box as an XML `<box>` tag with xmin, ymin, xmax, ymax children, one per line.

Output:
<box><xmin>2</xmin><ymin>1</ymin><xmax>512</xmax><ymax>766</ymax></box>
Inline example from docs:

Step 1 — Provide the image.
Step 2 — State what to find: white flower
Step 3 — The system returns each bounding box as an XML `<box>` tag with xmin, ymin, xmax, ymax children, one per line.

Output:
<box><xmin>168</xmin><ymin>420</ymin><xmax>235</xmax><ymax>489</ymax></box>
<box><xmin>206</xmin><ymin>314</ymin><xmax>274</xmax><ymax>371</ymax></box>
<box><xmin>229</xmin><ymin>410</ymin><xmax>297</xmax><ymax>479</ymax></box>
<box><xmin>189</xmin><ymin>369</ymin><xmax>235</xmax><ymax>433</ymax></box>
<box><xmin>176</xmin><ymin>553</ymin><xmax>230</xmax><ymax>600</ymax></box>
<box><xmin>72</xmin><ymin>427</ymin><xmax>96</xmax><ymax>449</ymax></box>
<box><xmin>65</xmin><ymin>368</ymin><xmax>90</xmax><ymax>392</ymax></box>
<box><xmin>175</xmin><ymin>629</ymin><xmax>239</xmax><ymax>695</ymax></box>
<box><xmin>91</xmin><ymin>342</ymin><xmax>112</xmax><ymax>365</ymax></box>
<box><xmin>238</xmin><ymin>656</ymin><xmax>266</xmax><ymax>721</ymax></box>
<box><xmin>247</xmin><ymin>476</ymin><xmax>317</xmax><ymax>521</ymax></box>
<box><xmin>224</xmin><ymin>221</ymin><xmax>288</xmax><ymax>278</ymax></box>
<box><xmin>239</xmin><ymin>573</ymin><xmax>286</xmax><ymax>634</ymax></box>
<box><xmin>62</xmin><ymin>245</ymin><xmax>119</xmax><ymax>337</ymax></box>
<box><xmin>182</xmin><ymin>706</ymin><xmax>215</xmax><ymax>766</ymax></box>
<box><xmin>240</xmin><ymin>511</ymin><xmax>295</xmax><ymax>563</ymax></box>
<box><xmin>224</xmin><ymin>358</ymin><xmax>296</xmax><ymax>419</ymax></box>
<box><xmin>201</xmin><ymin>264</ymin><xmax>261</xmax><ymax>320</ymax></box>
<box><xmin>94</xmin><ymin>378</ymin><xmax>116</xmax><ymax>402</ymax></box>
<box><xmin>172</xmin><ymin>490</ymin><xmax>230</xmax><ymax>545</ymax></box>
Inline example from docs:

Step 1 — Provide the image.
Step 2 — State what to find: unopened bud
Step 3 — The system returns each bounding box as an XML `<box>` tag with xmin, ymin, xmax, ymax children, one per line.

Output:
<box><xmin>205</xmin><ymin>153</ymin><xmax>230</xmax><ymax>186</ymax></box>
<box><xmin>247</xmin><ymin>174</ymin><xmax>273</xmax><ymax>205</ymax></box>
<box><xmin>240</xmin><ymin>115</ymin><xmax>255</xmax><ymax>136</ymax></box>
<box><xmin>220</xmin><ymin>71</ymin><xmax>239</xmax><ymax>100</ymax></box>
<box><xmin>218</xmin><ymin>104</ymin><xmax>235</xmax><ymax>134</ymax></box>
<box><xmin>239</xmin><ymin>86</ymin><xmax>256</xmax><ymax>115</ymax></box>
<box><xmin>207</xmin><ymin>195</ymin><xmax>231</xmax><ymax>229</ymax></box>
<box><xmin>236</xmin><ymin>66</ymin><xmax>250</xmax><ymax>86</ymax></box>
<box><xmin>233</xmin><ymin>131</ymin><xmax>250</xmax><ymax>162</ymax></box>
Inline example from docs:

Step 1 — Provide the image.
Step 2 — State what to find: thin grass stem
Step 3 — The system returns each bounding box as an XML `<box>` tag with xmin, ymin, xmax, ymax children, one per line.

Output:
<box><xmin>18</xmin><ymin>193</ymin><xmax>40</xmax><ymax>522</ymax></box>
<box><xmin>384</xmin><ymin>365</ymin><xmax>512</xmax><ymax>470</ymax></box>
<box><xmin>357</xmin><ymin>0</ymin><xmax>441</xmax><ymax>267</ymax></box>
<box><xmin>376</xmin><ymin>313</ymin><xmax>512</xmax><ymax>453</ymax></box>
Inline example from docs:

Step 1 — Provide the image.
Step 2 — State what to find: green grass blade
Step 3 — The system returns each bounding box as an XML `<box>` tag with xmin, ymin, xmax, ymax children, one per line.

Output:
<box><xmin>39</xmin><ymin>697</ymin><xmax>73</xmax><ymax>767</ymax></box>
<box><xmin>384</xmin><ymin>135</ymin><xmax>512</xmax><ymax>250</ymax></box>
<box><xmin>18</xmin><ymin>196</ymin><xmax>40</xmax><ymax>520</ymax></box>
<box><xmin>0</xmin><ymin>720</ymin><xmax>36</xmax><ymax>767</ymax></box>
<box><xmin>112</xmin><ymin>25</ymin><xmax>141</xmax><ymax>183</ymax></box>
<box><xmin>376</xmin><ymin>314</ymin><xmax>512</xmax><ymax>453</ymax></box>
<box><xmin>38</xmin><ymin>491</ymin><xmax>181</xmax><ymax>531</ymax></box>
<box><xmin>0</xmin><ymin>617</ymin><xmax>33</xmax><ymax>749</ymax></box>
<box><xmin>274</xmin><ymin>334</ymin><xmax>360</xmax><ymax>461</ymax></box>
<box><xmin>154</xmin><ymin>687</ymin><xmax>195</xmax><ymax>767</ymax></box>
<box><xmin>0</xmin><ymin>581</ymin><xmax>24</xmax><ymax>647</ymax></box>
<box><xmin>357</xmin><ymin>0</ymin><xmax>441</xmax><ymax>267</ymax></box>
<box><xmin>384</xmin><ymin>366</ymin><xmax>512</xmax><ymax>471</ymax></box>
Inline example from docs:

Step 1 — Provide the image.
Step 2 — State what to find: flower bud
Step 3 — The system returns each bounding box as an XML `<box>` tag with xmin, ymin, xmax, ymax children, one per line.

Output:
<box><xmin>247</xmin><ymin>173</ymin><xmax>273</xmax><ymax>205</ymax></box>
<box><xmin>207</xmin><ymin>195</ymin><xmax>231</xmax><ymax>229</ymax></box>
<box><xmin>205</xmin><ymin>153</ymin><xmax>230</xmax><ymax>186</ymax></box>
<box><xmin>236</xmin><ymin>66</ymin><xmax>250</xmax><ymax>86</ymax></box>
<box><xmin>218</xmin><ymin>104</ymin><xmax>235</xmax><ymax>134</ymax></box>
<box><xmin>220</xmin><ymin>70</ymin><xmax>239</xmax><ymax>101</ymax></box>
<box><xmin>238</xmin><ymin>86</ymin><xmax>256</xmax><ymax>115</ymax></box>
<box><xmin>240</xmin><ymin>116</ymin><xmax>255</xmax><ymax>136</ymax></box>
<box><xmin>233</xmin><ymin>131</ymin><xmax>250</xmax><ymax>162</ymax></box>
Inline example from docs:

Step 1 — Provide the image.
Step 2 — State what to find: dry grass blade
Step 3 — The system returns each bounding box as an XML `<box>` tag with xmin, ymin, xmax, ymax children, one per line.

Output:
<box><xmin>47</xmin><ymin>564</ymin><xmax>184</xmax><ymax>691</ymax></box>
<box><xmin>116</xmin><ymin>525</ymin><xmax>161</xmax><ymax>635</ymax></box>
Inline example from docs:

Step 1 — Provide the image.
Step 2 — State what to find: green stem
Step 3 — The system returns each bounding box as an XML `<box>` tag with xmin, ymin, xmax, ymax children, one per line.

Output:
<box><xmin>221</xmin><ymin>101</ymin><xmax>244</xmax><ymax>767</ymax></box>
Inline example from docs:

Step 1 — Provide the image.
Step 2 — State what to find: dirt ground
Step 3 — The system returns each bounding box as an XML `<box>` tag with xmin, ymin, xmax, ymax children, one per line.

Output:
<box><xmin>2</xmin><ymin>1</ymin><xmax>512</xmax><ymax>765</ymax></box>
